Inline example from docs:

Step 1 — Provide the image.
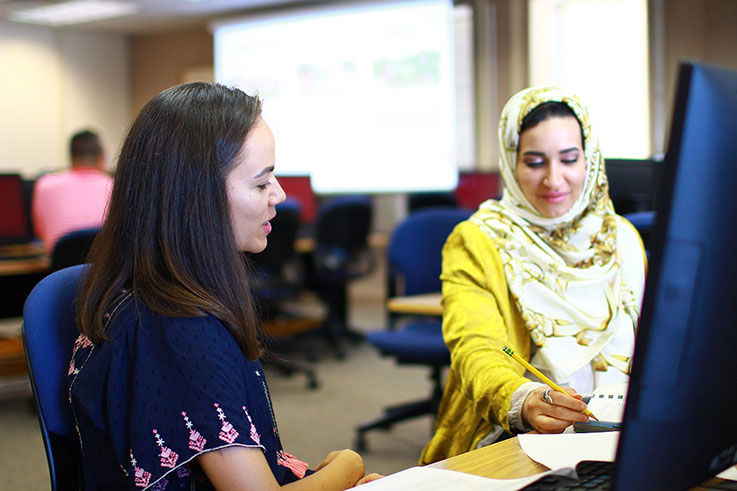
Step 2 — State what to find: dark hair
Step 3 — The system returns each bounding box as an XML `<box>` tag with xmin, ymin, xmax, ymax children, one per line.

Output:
<box><xmin>77</xmin><ymin>83</ymin><xmax>263</xmax><ymax>360</ymax></box>
<box><xmin>519</xmin><ymin>101</ymin><xmax>584</xmax><ymax>150</ymax></box>
<box><xmin>70</xmin><ymin>130</ymin><xmax>103</xmax><ymax>163</ymax></box>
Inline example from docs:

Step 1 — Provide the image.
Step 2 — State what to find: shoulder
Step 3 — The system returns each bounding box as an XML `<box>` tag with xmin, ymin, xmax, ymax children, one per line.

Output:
<box><xmin>33</xmin><ymin>170</ymin><xmax>69</xmax><ymax>191</ymax></box>
<box><xmin>143</xmin><ymin>309</ymin><xmax>242</xmax><ymax>354</ymax></box>
<box><xmin>444</xmin><ymin>211</ymin><xmax>504</xmax><ymax>257</ymax></box>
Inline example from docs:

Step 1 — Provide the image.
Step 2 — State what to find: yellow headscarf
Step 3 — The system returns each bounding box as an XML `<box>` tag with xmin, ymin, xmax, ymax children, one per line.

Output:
<box><xmin>471</xmin><ymin>86</ymin><xmax>645</xmax><ymax>381</ymax></box>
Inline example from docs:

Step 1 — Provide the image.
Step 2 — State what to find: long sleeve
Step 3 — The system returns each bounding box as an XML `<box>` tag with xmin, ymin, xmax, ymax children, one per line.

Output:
<box><xmin>441</xmin><ymin>221</ymin><xmax>532</xmax><ymax>429</ymax></box>
<box><xmin>420</xmin><ymin>220</ymin><xmax>532</xmax><ymax>464</ymax></box>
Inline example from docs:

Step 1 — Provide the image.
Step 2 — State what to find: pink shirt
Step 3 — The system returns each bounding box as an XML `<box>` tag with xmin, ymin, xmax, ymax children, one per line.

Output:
<box><xmin>31</xmin><ymin>168</ymin><xmax>113</xmax><ymax>254</ymax></box>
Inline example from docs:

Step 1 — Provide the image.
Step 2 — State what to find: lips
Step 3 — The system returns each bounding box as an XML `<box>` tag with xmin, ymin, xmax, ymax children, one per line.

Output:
<box><xmin>539</xmin><ymin>192</ymin><xmax>569</xmax><ymax>203</ymax></box>
<box><xmin>262</xmin><ymin>213</ymin><xmax>276</xmax><ymax>234</ymax></box>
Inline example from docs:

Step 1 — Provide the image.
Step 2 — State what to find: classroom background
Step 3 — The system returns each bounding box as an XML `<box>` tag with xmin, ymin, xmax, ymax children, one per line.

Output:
<box><xmin>1</xmin><ymin>0</ymin><xmax>737</xmax><ymax>489</ymax></box>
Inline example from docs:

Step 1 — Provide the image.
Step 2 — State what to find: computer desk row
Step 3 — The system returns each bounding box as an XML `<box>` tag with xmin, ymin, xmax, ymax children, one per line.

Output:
<box><xmin>0</xmin><ymin>242</ymin><xmax>48</xmax><ymax>277</ymax></box>
<box><xmin>0</xmin><ymin>231</ymin><xmax>390</xmax><ymax>277</ymax></box>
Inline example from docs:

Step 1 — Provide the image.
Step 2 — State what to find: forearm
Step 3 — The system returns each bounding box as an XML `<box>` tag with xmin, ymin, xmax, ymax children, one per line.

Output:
<box><xmin>284</xmin><ymin>450</ymin><xmax>364</xmax><ymax>491</ymax></box>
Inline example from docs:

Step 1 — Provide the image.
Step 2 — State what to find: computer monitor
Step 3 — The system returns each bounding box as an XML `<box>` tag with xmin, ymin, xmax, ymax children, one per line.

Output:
<box><xmin>605</xmin><ymin>157</ymin><xmax>662</xmax><ymax>215</ymax></box>
<box><xmin>613</xmin><ymin>62</ymin><xmax>737</xmax><ymax>489</ymax></box>
<box><xmin>0</xmin><ymin>174</ymin><xmax>32</xmax><ymax>245</ymax></box>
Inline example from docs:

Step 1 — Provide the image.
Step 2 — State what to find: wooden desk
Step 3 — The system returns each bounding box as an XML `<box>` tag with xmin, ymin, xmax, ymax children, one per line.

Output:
<box><xmin>386</xmin><ymin>292</ymin><xmax>442</xmax><ymax>316</ymax></box>
<box><xmin>0</xmin><ymin>243</ymin><xmax>47</xmax><ymax>380</ymax></box>
<box><xmin>428</xmin><ymin>437</ymin><xmax>547</xmax><ymax>479</ymax></box>
<box><xmin>428</xmin><ymin>436</ymin><xmax>736</xmax><ymax>489</ymax></box>
<box><xmin>0</xmin><ymin>335</ymin><xmax>27</xmax><ymax>377</ymax></box>
<box><xmin>0</xmin><ymin>242</ymin><xmax>49</xmax><ymax>276</ymax></box>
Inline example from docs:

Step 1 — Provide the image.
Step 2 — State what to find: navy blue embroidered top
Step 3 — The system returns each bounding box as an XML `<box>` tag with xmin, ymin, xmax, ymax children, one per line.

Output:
<box><xmin>68</xmin><ymin>295</ymin><xmax>308</xmax><ymax>490</ymax></box>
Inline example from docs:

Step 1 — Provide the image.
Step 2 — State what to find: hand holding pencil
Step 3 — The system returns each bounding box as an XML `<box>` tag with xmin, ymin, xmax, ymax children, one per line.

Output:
<box><xmin>502</xmin><ymin>345</ymin><xmax>599</xmax><ymax>429</ymax></box>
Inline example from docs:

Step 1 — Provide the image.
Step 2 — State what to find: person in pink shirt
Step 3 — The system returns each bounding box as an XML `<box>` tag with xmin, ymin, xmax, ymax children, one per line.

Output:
<box><xmin>31</xmin><ymin>129</ymin><xmax>113</xmax><ymax>254</ymax></box>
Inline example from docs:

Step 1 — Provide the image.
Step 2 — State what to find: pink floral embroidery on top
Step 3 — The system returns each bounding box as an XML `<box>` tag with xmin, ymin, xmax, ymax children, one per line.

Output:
<box><xmin>242</xmin><ymin>406</ymin><xmax>261</xmax><ymax>445</ymax></box>
<box><xmin>277</xmin><ymin>450</ymin><xmax>309</xmax><ymax>479</ymax></box>
<box><xmin>214</xmin><ymin>403</ymin><xmax>239</xmax><ymax>444</ymax></box>
<box><xmin>130</xmin><ymin>450</ymin><xmax>151</xmax><ymax>488</ymax></box>
<box><xmin>181</xmin><ymin>412</ymin><xmax>207</xmax><ymax>452</ymax></box>
<box><xmin>152</xmin><ymin>430</ymin><xmax>179</xmax><ymax>469</ymax></box>
<box><xmin>68</xmin><ymin>334</ymin><xmax>93</xmax><ymax>375</ymax></box>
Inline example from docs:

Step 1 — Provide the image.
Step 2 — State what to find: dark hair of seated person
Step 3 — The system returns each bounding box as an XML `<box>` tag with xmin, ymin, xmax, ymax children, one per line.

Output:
<box><xmin>519</xmin><ymin>101</ymin><xmax>585</xmax><ymax>152</ymax></box>
<box><xmin>76</xmin><ymin>83</ymin><xmax>263</xmax><ymax>360</ymax></box>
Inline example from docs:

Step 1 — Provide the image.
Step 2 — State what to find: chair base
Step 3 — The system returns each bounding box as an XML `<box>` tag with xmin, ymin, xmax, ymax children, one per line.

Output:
<box><xmin>354</xmin><ymin>397</ymin><xmax>437</xmax><ymax>452</ymax></box>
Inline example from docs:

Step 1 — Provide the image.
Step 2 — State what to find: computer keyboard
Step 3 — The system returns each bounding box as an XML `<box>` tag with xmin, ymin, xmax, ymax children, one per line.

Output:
<box><xmin>520</xmin><ymin>460</ymin><xmax>614</xmax><ymax>490</ymax></box>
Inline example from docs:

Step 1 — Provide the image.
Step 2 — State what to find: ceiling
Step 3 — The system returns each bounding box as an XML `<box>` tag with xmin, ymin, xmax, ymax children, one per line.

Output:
<box><xmin>0</xmin><ymin>0</ymin><xmax>323</xmax><ymax>34</ymax></box>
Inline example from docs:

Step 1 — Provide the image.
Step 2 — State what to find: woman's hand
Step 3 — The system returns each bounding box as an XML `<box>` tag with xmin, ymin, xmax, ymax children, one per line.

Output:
<box><xmin>522</xmin><ymin>386</ymin><xmax>590</xmax><ymax>433</ymax></box>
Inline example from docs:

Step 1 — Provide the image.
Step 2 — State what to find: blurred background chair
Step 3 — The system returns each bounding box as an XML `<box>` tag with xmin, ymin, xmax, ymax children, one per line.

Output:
<box><xmin>248</xmin><ymin>199</ymin><xmax>318</xmax><ymax>389</ymax></box>
<box><xmin>22</xmin><ymin>264</ymin><xmax>87</xmax><ymax>491</ymax></box>
<box><xmin>407</xmin><ymin>192</ymin><xmax>458</xmax><ymax>213</ymax></box>
<box><xmin>306</xmin><ymin>194</ymin><xmax>374</xmax><ymax>359</ymax></box>
<box><xmin>354</xmin><ymin>206</ymin><xmax>472</xmax><ymax>451</ymax></box>
<box><xmin>50</xmin><ymin>227</ymin><xmax>99</xmax><ymax>272</ymax></box>
<box><xmin>624</xmin><ymin>210</ymin><xmax>656</xmax><ymax>257</ymax></box>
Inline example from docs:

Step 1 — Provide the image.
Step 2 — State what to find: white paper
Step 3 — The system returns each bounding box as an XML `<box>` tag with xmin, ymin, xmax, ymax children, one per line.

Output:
<box><xmin>717</xmin><ymin>465</ymin><xmax>737</xmax><ymax>481</ymax></box>
<box><xmin>518</xmin><ymin>432</ymin><xmax>619</xmax><ymax>471</ymax></box>
<box><xmin>586</xmin><ymin>382</ymin><xmax>627</xmax><ymax>422</ymax></box>
<box><xmin>347</xmin><ymin>466</ymin><xmax>551</xmax><ymax>490</ymax></box>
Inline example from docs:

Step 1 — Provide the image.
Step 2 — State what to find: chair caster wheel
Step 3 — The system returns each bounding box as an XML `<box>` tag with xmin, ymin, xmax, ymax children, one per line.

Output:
<box><xmin>307</xmin><ymin>376</ymin><xmax>319</xmax><ymax>390</ymax></box>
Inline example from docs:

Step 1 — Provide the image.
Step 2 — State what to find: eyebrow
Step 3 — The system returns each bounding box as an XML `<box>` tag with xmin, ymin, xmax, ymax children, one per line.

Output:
<box><xmin>521</xmin><ymin>148</ymin><xmax>580</xmax><ymax>157</ymax></box>
<box><xmin>253</xmin><ymin>166</ymin><xmax>274</xmax><ymax>179</ymax></box>
<box><xmin>521</xmin><ymin>151</ymin><xmax>546</xmax><ymax>157</ymax></box>
<box><xmin>559</xmin><ymin>147</ymin><xmax>580</xmax><ymax>154</ymax></box>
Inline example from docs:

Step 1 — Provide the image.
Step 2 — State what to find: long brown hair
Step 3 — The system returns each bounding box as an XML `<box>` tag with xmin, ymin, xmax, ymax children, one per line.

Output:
<box><xmin>77</xmin><ymin>83</ymin><xmax>263</xmax><ymax>359</ymax></box>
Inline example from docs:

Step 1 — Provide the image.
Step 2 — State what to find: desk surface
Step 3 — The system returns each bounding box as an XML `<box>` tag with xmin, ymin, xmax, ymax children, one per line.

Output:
<box><xmin>428</xmin><ymin>437</ymin><xmax>547</xmax><ymax>479</ymax></box>
<box><xmin>0</xmin><ymin>243</ymin><xmax>48</xmax><ymax>276</ymax></box>
<box><xmin>427</xmin><ymin>436</ymin><xmax>735</xmax><ymax>490</ymax></box>
<box><xmin>386</xmin><ymin>292</ymin><xmax>442</xmax><ymax>316</ymax></box>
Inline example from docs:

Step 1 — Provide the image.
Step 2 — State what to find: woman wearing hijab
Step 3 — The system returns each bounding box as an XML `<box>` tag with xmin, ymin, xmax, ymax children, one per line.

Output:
<box><xmin>420</xmin><ymin>86</ymin><xmax>647</xmax><ymax>464</ymax></box>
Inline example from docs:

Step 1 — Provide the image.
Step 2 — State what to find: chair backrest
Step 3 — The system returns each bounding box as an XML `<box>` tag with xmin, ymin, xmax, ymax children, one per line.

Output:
<box><xmin>249</xmin><ymin>199</ymin><xmax>301</xmax><ymax>277</ymax></box>
<box><xmin>313</xmin><ymin>195</ymin><xmax>374</xmax><ymax>278</ymax></box>
<box><xmin>315</xmin><ymin>195</ymin><xmax>372</xmax><ymax>253</ymax></box>
<box><xmin>23</xmin><ymin>264</ymin><xmax>87</xmax><ymax>491</ymax></box>
<box><xmin>388</xmin><ymin>207</ymin><xmax>473</xmax><ymax>297</ymax></box>
<box><xmin>0</xmin><ymin>173</ymin><xmax>33</xmax><ymax>245</ymax></box>
<box><xmin>50</xmin><ymin>228</ymin><xmax>99</xmax><ymax>272</ymax></box>
<box><xmin>247</xmin><ymin>199</ymin><xmax>302</xmax><ymax>303</ymax></box>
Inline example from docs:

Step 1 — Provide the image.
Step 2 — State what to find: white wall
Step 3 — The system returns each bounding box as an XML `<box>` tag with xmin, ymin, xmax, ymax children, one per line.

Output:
<box><xmin>0</xmin><ymin>22</ymin><xmax>130</xmax><ymax>177</ymax></box>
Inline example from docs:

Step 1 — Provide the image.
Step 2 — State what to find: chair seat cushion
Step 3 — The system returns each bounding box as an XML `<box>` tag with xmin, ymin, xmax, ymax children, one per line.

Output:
<box><xmin>366</xmin><ymin>321</ymin><xmax>449</xmax><ymax>365</ymax></box>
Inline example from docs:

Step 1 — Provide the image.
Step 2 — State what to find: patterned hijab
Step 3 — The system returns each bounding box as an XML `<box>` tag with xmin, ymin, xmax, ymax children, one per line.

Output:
<box><xmin>471</xmin><ymin>86</ymin><xmax>644</xmax><ymax>381</ymax></box>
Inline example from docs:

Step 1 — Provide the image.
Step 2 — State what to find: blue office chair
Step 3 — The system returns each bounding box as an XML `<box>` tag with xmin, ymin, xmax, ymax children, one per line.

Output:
<box><xmin>623</xmin><ymin>210</ymin><xmax>656</xmax><ymax>256</ymax></box>
<box><xmin>50</xmin><ymin>227</ymin><xmax>99</xmax><ymax>272</ymax></box>
<box><xmin>308</xmin><ymin>195</ymin><xmax>375</xmax><ymax>358</ymax></box>
<box><xmin>248</xmin><ymin>199</ymin><xmax>319</xmax><ymax>389</ymax></box>
<box><xmin>248</xmin><ymin>199</ymin><xmax>302</xmax><ymax>307</ymax></box>
<box><xmin>23</xmin><ymin>264</ymin><xmax>87</xmax><ymax>491</ymax></box>
<box><xmin>354</xmin><ymin>206</ymin><xmax>472</xmax><ymax>451</ymax></box>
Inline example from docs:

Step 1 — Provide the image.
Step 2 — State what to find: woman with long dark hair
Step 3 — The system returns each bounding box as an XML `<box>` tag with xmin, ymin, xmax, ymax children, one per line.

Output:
<box><xmin>69</xmin><ymin>83</ymin><xmax>379</xmax><ymax>490</ymax></box>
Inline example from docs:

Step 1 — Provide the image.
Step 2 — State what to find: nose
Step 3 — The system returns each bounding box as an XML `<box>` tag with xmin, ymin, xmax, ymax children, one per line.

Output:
<box><xmin>543</xmin><ymin>162</ymin><xmax>563</xmax><ymax>189</ymax></box>
<box><xmin>270</xmin><ymin>177</ymin><xmax>287</xmax><ymax>206</ymax></box>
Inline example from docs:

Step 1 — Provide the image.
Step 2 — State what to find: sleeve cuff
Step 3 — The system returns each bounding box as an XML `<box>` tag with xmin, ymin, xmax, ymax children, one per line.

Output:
<box><xmin>508</xmin><ymin>382</ymin><xmax>546</xmax><ymax>433</ymax></box>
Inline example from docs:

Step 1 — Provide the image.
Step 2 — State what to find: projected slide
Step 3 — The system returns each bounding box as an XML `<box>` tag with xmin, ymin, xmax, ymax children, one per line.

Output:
<box><xmin>214</xmin><ymin>0</ymin><xmax>457</xmax><ymax>194</ymax></box>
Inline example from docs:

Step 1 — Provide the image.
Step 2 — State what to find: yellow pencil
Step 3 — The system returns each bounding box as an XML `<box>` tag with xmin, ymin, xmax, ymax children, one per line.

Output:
<box><xmin>502</xmin><ymin>345</ymin><xmax>599</xmax><ymax>421</ymax></box>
